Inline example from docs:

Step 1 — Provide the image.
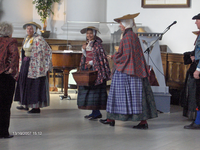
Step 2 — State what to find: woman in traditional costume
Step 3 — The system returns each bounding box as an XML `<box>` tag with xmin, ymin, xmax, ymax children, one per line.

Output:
<box><xmin>0</xmin><ymin>22</ymin><xmax>19</xmax><ymax>138</ymax></box>
<box><xmin>15</xmin><ymin>22</ymin><xmax>52</xmax><ymax>113</ymax></box>
<box><xmin>184</xmin><ymin>13</ymin><xmax>200</xmax><ymax>129</ymax></box>
<box><xmin>100</xmin><ymin>13</ymin><xmax>158</xmax><ymax>129</ymax></box>
<box><xmin>77</xmin><ymin>26</ymin><xmax>111</xmax><ymax>120</ymax></box>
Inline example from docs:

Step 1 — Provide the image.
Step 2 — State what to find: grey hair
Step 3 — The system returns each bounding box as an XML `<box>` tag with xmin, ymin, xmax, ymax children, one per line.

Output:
<box><xmin>0</xmin><ymin>22</ymin><xmax>13</xmax><ymax>37</ymax></box>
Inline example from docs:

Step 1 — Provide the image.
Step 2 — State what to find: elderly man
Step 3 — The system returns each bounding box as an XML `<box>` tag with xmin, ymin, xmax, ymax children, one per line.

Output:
<box><xmin>184</xmin><ymin>13</ymin><xmax>200</xmax><ymax>129</ymax></box>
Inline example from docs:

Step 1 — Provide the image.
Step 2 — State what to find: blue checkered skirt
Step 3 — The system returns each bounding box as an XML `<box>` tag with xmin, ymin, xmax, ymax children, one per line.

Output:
<box><xmin>107</xmin><ymin>70</ymin><xmax>158</xmax><ymax>121</ymax></box>
<box><xmin>106</xmin><ymin>70</ymin><xmax>142</xmax><ymax>114</ymax></box>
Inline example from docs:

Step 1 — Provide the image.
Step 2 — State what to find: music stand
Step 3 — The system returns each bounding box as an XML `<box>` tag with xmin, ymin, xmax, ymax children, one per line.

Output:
<box><xmin>144</xmin><ymin>24</ymin><xmax>174</xmax><ymax>65</ymax></box>
<box><xmin>137</xmin><ymin>23</ymin><xmax>175</xmax><ymax>90</ymax></box>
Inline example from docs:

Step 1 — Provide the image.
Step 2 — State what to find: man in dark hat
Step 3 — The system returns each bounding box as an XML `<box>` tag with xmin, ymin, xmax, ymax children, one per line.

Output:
<box><xmin>184</xmin><ymin>13</ymin><xmax>200</xmax><ymax>129</ymax></box>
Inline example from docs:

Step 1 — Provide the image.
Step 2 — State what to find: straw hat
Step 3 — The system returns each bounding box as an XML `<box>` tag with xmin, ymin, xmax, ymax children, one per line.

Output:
<box><xmin>137</xmin><ymin>27</ymin><xmax>146</xmax><ymax>33</ymax></box>
<box><xmin>23</xmin><ymin>22</ymin><xmax>41</xmax><ymax>30</ymax></box>
<box><xmin>80</xmin><ymin>26</ymin><xmax>100</xmax><ymax>34</ymax></box>
<box><xmin>192</xmin><ymin>31</ymin><xmax>200</xmax><ymax>35</ymax></box>
<box><xmin>114</xmin><ymin>13</ymin><xmax>140</xmax><ymax>23</ymax></box>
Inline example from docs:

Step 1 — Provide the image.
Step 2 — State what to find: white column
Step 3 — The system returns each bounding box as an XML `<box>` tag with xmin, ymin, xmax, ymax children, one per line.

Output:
<box><xmin>0</xmin><ymin>0</ymin><xmax>33</xmax><ymax>37</ymax></box>
<box><xmin>59</xmin><ymin>0</ymin><xmax>107</xmax><ymax>40</ymax></box>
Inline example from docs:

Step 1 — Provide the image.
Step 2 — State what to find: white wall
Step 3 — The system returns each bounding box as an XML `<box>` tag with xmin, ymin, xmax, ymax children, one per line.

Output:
<box><xmin>0</xmin><ymin>0</ymin><xmax>33</xmax><ymax>37</ymax></box>
<box><xmin>107</xmin><ymin>0</ymin><xmax>200</xmax><ymax>54</ymax></box>
<box><xmin>0</xmin><ymin>0</ymin><xmax>32</xmax><ymax>22</ymax></box>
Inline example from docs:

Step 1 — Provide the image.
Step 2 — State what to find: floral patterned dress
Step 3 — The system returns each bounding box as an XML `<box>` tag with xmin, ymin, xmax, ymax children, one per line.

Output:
<box><xmin>14</xmin><ymin>34</ymin><xmax>52</xmax><ymax>108</ymax></box>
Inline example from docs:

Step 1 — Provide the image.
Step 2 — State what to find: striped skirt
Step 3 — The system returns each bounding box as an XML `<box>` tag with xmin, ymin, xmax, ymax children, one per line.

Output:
<box><xmin>14</xmin><ymin>57</ymin><xmax>50</xmax><ymax>108</ymax></box>
<box><xmin>107</xmin><ymin>70</ymin><xmax>158</xmax><ymax>121</ymax></box>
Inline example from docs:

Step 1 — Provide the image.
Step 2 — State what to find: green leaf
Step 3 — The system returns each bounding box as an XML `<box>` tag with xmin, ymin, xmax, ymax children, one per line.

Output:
<box><xmin>33</xmin><ymin>0</ymin><xmax>61</xmax><ymax>25</ymax></box>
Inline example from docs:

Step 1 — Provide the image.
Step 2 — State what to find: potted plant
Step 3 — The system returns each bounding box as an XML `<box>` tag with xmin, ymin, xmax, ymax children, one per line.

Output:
<box><xmin>32</xmin><ymin>0</ymin><xmax>60</xmax><ymax>38</ymax></box>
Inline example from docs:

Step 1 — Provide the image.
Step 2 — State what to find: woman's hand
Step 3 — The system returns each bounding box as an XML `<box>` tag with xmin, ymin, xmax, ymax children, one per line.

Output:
<box><xmin>14</xmin><ymin>72</ymin><xmax>19</xmax><ymax>80</ymax></box>
<box><xmin>190</xmin><ymin>56</ymin><xmax>195</xmax><ymax>62</ymax></box>
<box><xmin>5</xmin><ymin>68</ymin><xmax>13</xmax><ymax>74</ymax></box>
<box><xmin>82</xmin><ymin>43</ymin><xmax>87</xmax><ymax>50</ymax></box>
<box><xmin>85</xmin><ymin>61</ymin><xmax>91</xmax><ymax>69</ymax></box>
<box><xmin>194</xmin><ymin>70</ymin><xmax>200</xmax><ymax>79</ymax></box>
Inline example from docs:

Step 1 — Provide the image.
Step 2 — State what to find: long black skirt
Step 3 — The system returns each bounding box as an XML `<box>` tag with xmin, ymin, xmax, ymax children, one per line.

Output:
<box><xmin>182</xmin><ymin>74</ymin><xmax>197</xmax><ymax>120</ymax></box>
<box><xmin>14</xmin><ymin>57</ymin><xmax>50</xmax><ymax>108</ymax></box>
<box><xmin>0</xmin><ymin>73</ymin><xmax>15</xmax><ymax>136</ymax></box>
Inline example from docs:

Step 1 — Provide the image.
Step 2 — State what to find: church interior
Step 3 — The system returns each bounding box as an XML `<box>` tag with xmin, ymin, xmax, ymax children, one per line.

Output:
<box><xmin>1</xmin><ymin>0</ymin><xmax>200</xmax><ymax>150</ymax></box>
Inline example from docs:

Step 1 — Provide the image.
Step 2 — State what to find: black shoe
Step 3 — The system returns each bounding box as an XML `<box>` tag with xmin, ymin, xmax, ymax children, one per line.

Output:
<box><xmin>16</xmin><ymin>106</ymin><xmax>29</xmax><ymax>111</ymax></box>
<box><xmin>84</xmin><ymin>114</ymin><xmax>93</xmax><ymax>119</ymax></box>
<box><xmin>184</xmin><ymin>122</ymin><xmax>200</xmax><ymax>129</ymax></box>
<box><xmin>133</xmin><ymin>123</ymin><xmax>148</xmax><ymax>129</ymax></box>
<box><xmin>99</xmin><ymin>119</ymin><xmax>107</xmax><ymax>122</ymax></box>
<box><xmin>0</xmin><ymin>134</ymin><xmax>14</xmax><ymax>139</ymax></box>
<box><xmin>28</xmin><ymin>108</ymin><xmax>40</xmax><ymax>113</ymax></box>
<box><xmin>88</xmin><ymin>114</ymin><xmax>102</xmax><ymax>120</ymax></box>
<box><xmin>99</xmin><ymin>119</ymin><xmax>115</xmax><ymax>126</ymax></box>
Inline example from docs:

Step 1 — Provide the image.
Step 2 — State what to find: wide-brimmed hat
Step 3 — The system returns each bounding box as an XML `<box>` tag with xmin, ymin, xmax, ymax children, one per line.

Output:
<box><xmin>80</xmin><ymin>26</ymin><xmax>100</xmax><ymax>34</ymax></box>
<box><xmin>192</xmin><ymin>13</ymin><xmax>200</xmax><ymax>20</ymax></box>
<box><xmin>192</xmin><ymin>31</ymin><xmax>200</xmax><ymax>35</ymax></box>
<box><xmin>114</xmin><ymin>13</ymin><xmax>140</xmax><ymax>23</ymax></box>
<box><xmin>23</xmin><ymin>22</ymin><xmax>41</xmax><ymax>30</ymax></box>
<box><xmin>137</xmin><ymin>27</ymin><xmax>146</xmax><ymax>33</ymax></box>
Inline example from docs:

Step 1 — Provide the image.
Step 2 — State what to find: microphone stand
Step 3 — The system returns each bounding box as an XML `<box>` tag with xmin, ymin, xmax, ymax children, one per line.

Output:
<box><xmin>144</xmin><ymin>24</ymin><xmax>174</xmax><ymax>65</ymax></box>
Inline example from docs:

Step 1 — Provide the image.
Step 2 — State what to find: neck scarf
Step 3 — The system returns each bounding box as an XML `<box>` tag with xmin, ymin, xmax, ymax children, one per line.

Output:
<box><xmin>121</xmin><ymin>19</ymin><xmax>134</xmax><ymax>29</ymax></box>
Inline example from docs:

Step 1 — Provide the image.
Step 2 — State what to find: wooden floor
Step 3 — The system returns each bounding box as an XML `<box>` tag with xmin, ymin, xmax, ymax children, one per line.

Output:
<box><xmin>1</xmin><ymin>90</ymin><xmax>199</xmax><ymax>150</ymax></box>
